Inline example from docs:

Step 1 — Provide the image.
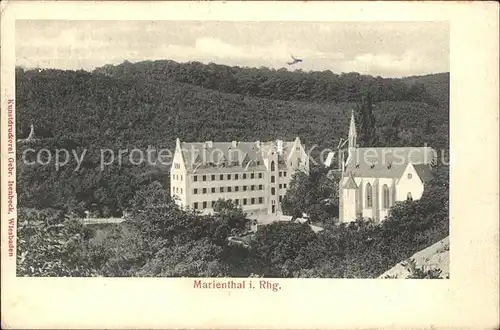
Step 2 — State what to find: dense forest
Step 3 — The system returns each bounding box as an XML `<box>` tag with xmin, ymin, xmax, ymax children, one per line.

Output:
<box><xmin>15</xmin><ymin>60</ymin><xmax>449</xmax><ymax>277</ymax></box>
<box><xmin>15</xmin><ymin>62</ymin><xmax>449</xmax><ymax>216</ymax></box>
<box><xmin>17</xmin><ymin>164</ymin><xmax>449</xmax><ymax>278</ymax></box>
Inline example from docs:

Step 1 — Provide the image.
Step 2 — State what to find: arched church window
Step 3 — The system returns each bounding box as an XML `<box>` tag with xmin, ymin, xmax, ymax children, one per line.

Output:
<box><xmin>407</xmin><ymin>192</ymin><xmax>413</xmax><ymax>201</ymax></box>
<box><xmin>271</xmin><ymin>161</ymin><xmax>276</xmax><ymax>171</ymax></box>
<box><xmin>382</xmin><ymin>185</ymin><xmax>390</xmax><ymax>209</ymax></box>
<box><xmin>366</xmin><ymin>183</ymin><xmax>373</xmax><ymax>208</ymax></box>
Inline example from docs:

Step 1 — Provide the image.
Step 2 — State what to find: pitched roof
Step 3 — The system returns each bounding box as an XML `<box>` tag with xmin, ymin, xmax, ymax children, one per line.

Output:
<box><xmin>343</xmin><ymin>172</ymin><xmax>358</xmax><ymax>189</ymax></box>
<box><xmin>345</xmin><ymin>147</ymin><xmax>435</xmax><ymax>179</ymax></box>
<box><xmin>413</xmin><ymin>163</ymin><xmax>434</xmax><ymax>182</ymax></box>
<box><xmin>179</xmin><ymin>140</ymin><xmax>299</xmax><ymax>173</ymax></box>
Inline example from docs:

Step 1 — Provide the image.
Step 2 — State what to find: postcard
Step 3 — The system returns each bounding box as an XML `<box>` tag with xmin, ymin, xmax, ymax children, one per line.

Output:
<box><xmin>1</xmin><ymin>1</ymin><xmax>499</xmax><ymax>329</ymax></box>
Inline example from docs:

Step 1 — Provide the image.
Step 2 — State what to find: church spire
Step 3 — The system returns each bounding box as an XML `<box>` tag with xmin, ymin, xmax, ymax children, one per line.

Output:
<box><xmin>27</xmin><ymin>124</ymin><xmax>35</xmax><ymax>140</ymax></box>
<box><xmin>348</xmin><ymin>109</ymin><xmax>357</xmax><ymax>149</ymax></box>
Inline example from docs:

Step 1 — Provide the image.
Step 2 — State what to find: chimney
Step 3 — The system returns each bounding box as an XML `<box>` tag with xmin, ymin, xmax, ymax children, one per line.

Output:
<box><xmin>255</xmin><ymin>140</ymin><xmax>261</xmax><ymax>148</ymax></box>
<box><xmin>276</xmin><ymin>140</ymin><xmax>283</xmax><ymax>154</ymax></box>
<box><xmin>205</xmin><ymin>141</ymin><xmax>213</xmax><ymax>148</ymax></box>
<box><xmin>232</xmin><ymin>140</ymin><xmax>238</xmax><ymax>148</ymax></box>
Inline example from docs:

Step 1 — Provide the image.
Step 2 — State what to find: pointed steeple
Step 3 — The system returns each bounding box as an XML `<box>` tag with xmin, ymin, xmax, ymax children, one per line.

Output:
<box><xmin>27</xmin><ymin>124</ymin><xmax>35</xmax><ymax>140</ymax></box>
<box><xmin>348</xmin><ymin>109</ymin><xmax>357</xmax><ymax>149</ymax></box>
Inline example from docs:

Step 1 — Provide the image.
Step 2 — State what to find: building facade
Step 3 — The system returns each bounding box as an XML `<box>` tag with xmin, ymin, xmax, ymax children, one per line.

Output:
<box><xmin>170</xmin><ymin>137</ymin><xmax>309</xmax><ymax>217</ymax></box>
<box><xmin>339</xmin><ymin>111</ymin><xmax>436</xmax><ymax>223</ymax></box>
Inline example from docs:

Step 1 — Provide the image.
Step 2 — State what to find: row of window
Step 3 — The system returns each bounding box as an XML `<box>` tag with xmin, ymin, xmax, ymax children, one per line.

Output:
<box><xmin>172</xmin><ymin>187</ymin><xmax>183</xmax><ymax>194</ymax></box>
<box><xmin>193</xmin><ymin>197</ymin><xmax>265</xmax><ymax>210</ymax></box>
<box><xmin>193</xmin><ymin>171</ymin><xmax>287</xmax><ymax>182</ymax></box>
<box><xmin>193</xmin><ymin>183</ymin><xmax>288</xmax><ymax>195</ymax></box>
<box><xmin>365</xmin><ymin>184</ymin><xmax>412</xmax><ymax>209</ymax></box>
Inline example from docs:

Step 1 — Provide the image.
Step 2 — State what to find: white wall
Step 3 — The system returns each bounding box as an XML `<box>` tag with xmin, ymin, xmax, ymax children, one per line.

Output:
<box><xmin>342</xmin><ymin>188</ymin><xmax>358</xmax><ymax>222</ymax></box>
<box><xmin>396</xmin><ymin>163</ymin><xmax>425</xmax><ymax>202</ymax></box>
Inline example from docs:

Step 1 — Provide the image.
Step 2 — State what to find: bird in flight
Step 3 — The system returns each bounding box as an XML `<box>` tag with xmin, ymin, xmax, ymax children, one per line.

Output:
<box><xmin>287</xmin><ymin>54</ymin><xmax>303</xmax><ymax>66</ymax></box>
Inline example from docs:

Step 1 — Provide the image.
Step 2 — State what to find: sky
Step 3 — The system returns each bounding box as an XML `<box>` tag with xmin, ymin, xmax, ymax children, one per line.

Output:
<box><xmin>16</xmin><ymin>20</ymin><xmax>449</xmax><ymax>78</ymax></box>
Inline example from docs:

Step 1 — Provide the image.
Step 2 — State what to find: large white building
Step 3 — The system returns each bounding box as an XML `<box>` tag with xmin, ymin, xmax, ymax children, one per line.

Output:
<box><xmin>170</xmin><ymin>137</ymin><xmax>309</xmax><ymax>217</ymax></box>
<box><xmin>339</xmin><ymin>111</ymin><xmax>436</xmax><ymax>223</ymax></box>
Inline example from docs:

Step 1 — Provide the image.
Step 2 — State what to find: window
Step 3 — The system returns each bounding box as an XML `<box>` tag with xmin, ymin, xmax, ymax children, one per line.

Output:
<box><xmin>407</xmin><ymin>192</ymin><xmax>413</xmax><ymax>201</ymax></box>
<box><xmin>279</xmin><ymin>172</ymin><xmax>282</xmax><ymax>177</ymax></box>
<box><xmin>235</xmin><ymin>174</ymin><xmax>239</xmax><ymax>180</ymax></box>
<box><xmin>243</xmin><ymin>186</ymin><xmax>247</xmax><ymax>191</ymax></box>
<box><xmin>251</xmin><ymin>173</ymin><xmax>255</xmax><ymax>179</ymax></box>
<box><xmin>271</xmin><ymin>176</ymin><xmax>275</xmax><ymax>183</ymax></box>
<box><xmin>258</xmin><ymin>173</ymin><xmax>263</xmax><ymax>179</ymax></box>
<box><xmin>202</xmin><ymin>201</ymin><xmax>207</xmax><ymax>209</ymax></box>
<box><xmin>193</xmin><ymin>202</ymin><xmax>198</xmax><ymax>210</ymax></box>
<box><xmin>211</xmin><ymin>187</ymin><xmax>216</xmax><ymax>193</ymax></box>
<box><xmin>235</xmin><ymin>186</ymin><xmax>239</xmax><ymax>192</ymax></box>
<box><xmin>180</xmin><ymin>175</ymin><xmax>183</xmax><ymax>180</ymax></box>
<box><xmin>251</xmin><ymin>198</ymin><xmax>255</xmax><ymax>204</ymax></box>
<box><xmin>243</xmin><ymin>173</ymin><xmax>247</xmax><ymax>179</ymax></box>
<box><xmin>180</xmin><ymin>188</ymin><xmax>183</xmax><ymax>194</ymax></box>
<box><xmin>284</xmin><ymin>172</ymin><xmax>287</xmax><ymax>177</ymax></box>
<box><xmin>251</xmin><ymin>185</ymin><xmax>255</xmax><ymax>191</ymax></box>
<box><xmin>235</xmin><ymin>199</ymin><xmax>239</xmax><ymax>205</ymax></box>
<box><xmin>220</xmin><ymin>187</ymin><xmax>224</xmax><ymax>193</ymax></box>
<box><xmin>279</xmin><ymin>184</ymin><xmax>282</xmax><ymax>189</ymax></box>
<box><xmin>211</xmin><ymin>201</ymin><xmax>216</xmax><ymax>207</ymax></box>
<box><xmin>176</xmin><ymin>187</ymin><xmax>179</xmax><ymax>193</ymax></box>
<box><xmin>211</xmin><ymin>175</ymin><xmax>215</xmax><ymax>181</ymax></box>
<box><xmin>243</xmin><ymin>198</ymin><xmax>247</xmax><ymax>205</ymax></box>
<box><xmin>407</xmin><ymin>173</ymin><xmax>413</xmax><ymax>179</ymax></box>
<box><xmin>202</xmin><ymin>175</ymin><xmax>207</xmax><ymax>181</ymax></box>
<box><xmin>382</xmin><ymin>185</ymin><xmax>390</xmax><ymax>209</ymax></box>
<box><xmin>194</xmin><ymin>175</ymin><xmax>198</xmax><ymax>182</ymax></box>
<box><xmin>279</xmin><ymin>196</ymin><xmax>282</xmax><ymax>202</ymax></box>
<box><xmin>228</xmin><ymin>187</ymin><xmax>232</xmax><ymax>192</ymax></box>
<box><xmin>259</xmin><ymin>184</ymin><xmax>263</xmax><ymax>190</ymax></box>
<box><xmin>296</xmin><ymin>146</ymin><xmax>300</xmax><ymax>151</ymax></box>
<box><xmin>366</xmin><ymin>183</ymin><xmax>373</xmax><ymax>208</ymax></box>
<box><xmin>174</xmin><ymin>163</ymin><xmax>180</xmax><ymax>169</ymax></box>
<box><xmin>271</xmin><ymin>161</ymin><xmax>276</xmax><ymax>171</ymax></box>
<box><xmin>256</xmin><ymin>161</ymin><xmax>260</xmax><ymax>165</ymax></box>
<box><xmin>227</xmin><ymin>174</ymin><xmax>231</xmax><ymax>180</ymax></box>
<box><xmin>284</xmin><ymin>183</ymin><xmax>287</xmax><ymax>189</ymax></box>
<box><xmin>194</xmin><ymin>188</ymin><xmax>198</xmax><ymax>194</ymax></box>
<box><xmin>220</xmin><ymin>174</ymin><xmax>224</xmax><ymax>180</ymax></box>
<box><xmin>258</xmin><ymin>197</ymin><xmax>263</xmax><ymax>204</ymax></box>
<box><xmin>202</xmin><ymin>188</ymin><xmax>207</xmax><ymax>194</ymax></box>
<box><xmin>271</xmin><ymin>187</ymin><xmax>276</xmax><ymax>195</ymax></box>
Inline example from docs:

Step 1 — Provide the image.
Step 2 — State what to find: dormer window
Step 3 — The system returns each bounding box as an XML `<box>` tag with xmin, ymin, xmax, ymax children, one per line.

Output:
<box><xmin>407</xmin><ymin>173</ymin><xmax>413</xmax><ymax>179</ymax></box>
<box><xmin>355</xmin><ymin>163</ymin><xmax>360</xmax><ymax>168</ymax></box>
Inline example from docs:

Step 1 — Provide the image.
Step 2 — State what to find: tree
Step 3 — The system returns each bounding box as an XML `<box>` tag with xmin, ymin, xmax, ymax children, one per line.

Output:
<box><xmin>282</xmin><ymin>167</ymin><xmax>339</xmax><ymax>223</ymax></box>
<box><xmin>17</xmin><ymin>208</ymin><xmax>98</xmax><ymax>277</ymax></box>
<box><xmin>213</xmin><ymin>198</ymin><xmax>249</xmax><ymax>232</ymax></box>
<box><xmin>355</xmin><ymin>91</ymin><xmax>378</xmax><ymax>147</ymax></box>
<box><xmin>250</xmin><ymin>221</ymin><xmax>317</xmax><ymax>277</ymax></box>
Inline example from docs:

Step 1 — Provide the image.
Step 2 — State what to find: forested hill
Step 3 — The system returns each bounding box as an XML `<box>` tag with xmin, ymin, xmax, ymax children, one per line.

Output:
<box><xmin>15</xmin><ymin>64</ymin><xmax>448</xmax><ymax>214</ymax></box>
<box><xmin>94</xmin><ymin>60</ymin><xmax>449</xmax><ymax>109</ymax></box>
<box><xmin>16</xmin><ymin>66</ymin><xmax>449</xmax><ymax>152</ymax></box>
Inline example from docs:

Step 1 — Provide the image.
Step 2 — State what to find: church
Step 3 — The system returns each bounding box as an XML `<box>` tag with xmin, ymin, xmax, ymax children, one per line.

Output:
<box><xmin>339</xmin><ymin>111</ymin><xmax>436</xmax><ymax>223</ymax></box>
